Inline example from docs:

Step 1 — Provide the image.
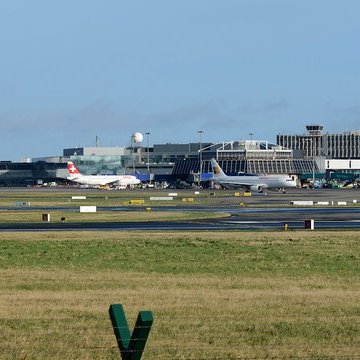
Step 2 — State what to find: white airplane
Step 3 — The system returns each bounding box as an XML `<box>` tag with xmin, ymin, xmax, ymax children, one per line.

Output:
<box><xmin>66</xmin><ymin>162</ymin><xmax>141</xmax><ymax>187</ymax></box>
<box><xmin>210</xmin><ymin>158</ymin><xmax>296</xmax><ymax>193</ymax></box>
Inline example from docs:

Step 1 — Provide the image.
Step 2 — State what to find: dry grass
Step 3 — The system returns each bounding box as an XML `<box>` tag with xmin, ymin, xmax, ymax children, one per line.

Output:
<box><xmin>0</xmin><ymin>231</ymin><xmax>359</xmax><ymax>359</ymax></box>
<box><xmin>0</xmin><ymin>210</ymin><xmax>229</xmax><ymax>223</ymax></box>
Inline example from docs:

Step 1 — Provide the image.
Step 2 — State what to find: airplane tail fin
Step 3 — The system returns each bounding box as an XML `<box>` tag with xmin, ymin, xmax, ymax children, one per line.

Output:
<box><xmin>210</xmin><ymin>158</ymin><xmax>226</xmax><ymax>178</ymax></box>
<box><xmin>67</xmin><ymin>162</ymin><xmax>81</xmax><ymax>176</ymax></box>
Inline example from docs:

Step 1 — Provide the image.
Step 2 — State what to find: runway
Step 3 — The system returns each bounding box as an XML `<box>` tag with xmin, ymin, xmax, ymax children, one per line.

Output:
<box><xmin>1</xmin><ymin>206</ymin><xmax>360</xmax><ymax>231</ymax></box>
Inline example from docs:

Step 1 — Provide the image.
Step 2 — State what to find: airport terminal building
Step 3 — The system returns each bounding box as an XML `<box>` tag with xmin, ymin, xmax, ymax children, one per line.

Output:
<box><xmin>0</xmin><ymin>140</ymin><xmax>311</xmax><ymax>187</ymax></box>
<box><xmin>277</xmin><ymin>125</ymin><xmax>360</xmax><ymax>178</ymax></box>
<box><xmin>277</xmin><ymin>125</ymin><xmax>360</xmax><ymax>160</ymax></box>
<box><xmin>1</xmin><ymin>125</ymin><xmax>360</xmax><ymax>186</ymax></box>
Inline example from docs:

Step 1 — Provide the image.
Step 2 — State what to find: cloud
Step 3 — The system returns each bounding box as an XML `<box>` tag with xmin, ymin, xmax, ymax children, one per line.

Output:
<box><xmin>324</xmin><ymin>104</ymin><xmax>360</xmax><ymax>133</ymax></box>
<box><xmin>342</xmin><ymin>105</ymin><xmax>360</xmax><ymax>131</ymax></box>
<box><xmin>238</xmin><ymin>99</ymin><xmax>289</xmax><ymax>114</ymax></box>
<box><xmin>0</xmin><ymin>97</ymin><xmax>293</xmax><ymax>160</ymax></box>
<box><xmin>0</xmin><ymin>110</ymin><xmax>65</xmax><ymax>133</ymax></box>
<box><xmin>146</xmin><ymin>98</ymin><xmax>228</xmax><ymax>125</ymax></box>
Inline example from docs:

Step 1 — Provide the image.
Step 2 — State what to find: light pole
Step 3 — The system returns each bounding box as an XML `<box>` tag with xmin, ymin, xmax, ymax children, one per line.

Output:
<box><xmin>131</xmin><ymin>134</ymin><xmax>135</xmax><ymax>174</ymax></box>
<box><xmin>197</xmin><ymin>130</ymin><xmax>203</xmax><ymax>187</ymax></box>
<box><xmin>145</xmin><ymin>132</ymin><xmax>150</xmax><ymax>175</ymax></box>
<box><xmin>249</xmin><ymin>133</ymin><xmax>254</xmax><ymax>150</ymax></box>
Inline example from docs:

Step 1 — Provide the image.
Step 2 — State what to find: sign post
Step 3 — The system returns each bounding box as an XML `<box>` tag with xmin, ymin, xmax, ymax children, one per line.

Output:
<box><xmin>109</xmin><ymin>304</ymin><xmax>153</xmax><ymax>360</ymax></box>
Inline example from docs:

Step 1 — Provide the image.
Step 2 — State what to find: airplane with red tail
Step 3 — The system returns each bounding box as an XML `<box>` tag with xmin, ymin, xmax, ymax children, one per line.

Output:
<box><xmin>66</xmin><ymin>162</ymin><xmax>140</xmax><ymax>187</ymax></box>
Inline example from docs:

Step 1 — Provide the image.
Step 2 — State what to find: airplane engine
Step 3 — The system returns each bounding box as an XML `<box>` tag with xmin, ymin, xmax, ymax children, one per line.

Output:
<box><xmin>250</xmin><ymin>185</ymin><xmax>265</xmax><ymax>193</ymax></box>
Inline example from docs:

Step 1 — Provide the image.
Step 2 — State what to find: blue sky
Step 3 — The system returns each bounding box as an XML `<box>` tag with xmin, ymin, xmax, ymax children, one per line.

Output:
<box><xmin>1</xmin><ymin>1</ymin><xmax>360</xmax><ymax>160</ymax></box>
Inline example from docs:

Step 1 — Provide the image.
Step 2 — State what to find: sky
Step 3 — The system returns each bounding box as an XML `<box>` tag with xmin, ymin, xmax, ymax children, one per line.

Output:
<box><xmin>1</xmin><ymin>0</ymin><xmax>360</xmax><ymax>161</ymax></box>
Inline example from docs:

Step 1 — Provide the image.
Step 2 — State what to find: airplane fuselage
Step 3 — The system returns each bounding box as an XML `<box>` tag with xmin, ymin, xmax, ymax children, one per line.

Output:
<box><xmin>212</xmin><ymin>174</ymin><xmax>296</xmax><ymax>190</ymax></box>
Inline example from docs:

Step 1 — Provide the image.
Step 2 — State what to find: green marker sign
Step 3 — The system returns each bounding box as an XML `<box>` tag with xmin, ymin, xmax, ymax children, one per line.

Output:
<box><xmin>109</xmin><ymin>304</ymin><xmax>153</xmax><ymax>360</ymax></box>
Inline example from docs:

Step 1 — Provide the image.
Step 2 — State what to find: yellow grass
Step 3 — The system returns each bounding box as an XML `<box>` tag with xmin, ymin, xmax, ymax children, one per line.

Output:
<box><xmin>0</xmin><ymin>210</ymin><xmax>230</xmax><ymax>223</ymax></box>
<box><xmin>0</xmin><ymin>231</ymin><xmax>359</xmax><ymax>359</ymax></box>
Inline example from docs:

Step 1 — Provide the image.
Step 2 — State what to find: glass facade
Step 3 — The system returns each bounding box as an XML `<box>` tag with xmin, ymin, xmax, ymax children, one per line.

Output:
<box><xmin>0</xmin><ymin>162</ymin><xmax>67</xmax><ymax>186</ymax></box>
<box><xmin>69</xmin><ymin>155</ymin><xmax>130</xmax><ymax>175</ymax></box>
<box><xmin>172</xmin><ymin>158</ymin><xmax>318</xmax><ymax>177</ymax></box>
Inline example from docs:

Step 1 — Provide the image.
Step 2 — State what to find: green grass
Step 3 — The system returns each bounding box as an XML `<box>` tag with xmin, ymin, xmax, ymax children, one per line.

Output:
<box><xmin>0</xmin><ymin>231</ymin><xmax>360</xmax><ymax>359</ymax></box>
<box><xmin>0</xmin><ymin>232</ymin><xmax>359</xmax><ymax>277</ymax></box>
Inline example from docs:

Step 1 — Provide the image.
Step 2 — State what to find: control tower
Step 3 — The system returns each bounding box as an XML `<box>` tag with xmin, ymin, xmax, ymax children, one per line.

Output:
<box><xmin>306</xmin><ymin>125</ymin><xmax>323</xmax><ymax>136</ymax></box>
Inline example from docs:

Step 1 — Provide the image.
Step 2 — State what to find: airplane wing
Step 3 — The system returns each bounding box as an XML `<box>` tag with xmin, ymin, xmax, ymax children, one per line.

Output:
<box><xmin>100</xmin><ymin>179</ymin><xmax>124</xmax><ymax>186</ymax></box>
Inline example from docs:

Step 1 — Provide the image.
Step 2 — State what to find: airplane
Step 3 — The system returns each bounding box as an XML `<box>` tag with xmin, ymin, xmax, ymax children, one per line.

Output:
<box><xmin>66</xmin><ymin>162</ymin><xmax>141</xmax><ymax>188</ymax></box>
<box><xmin>210</xmin><ymin>158</ymin><xmax>297</xmax><ymax>193</ymax></box>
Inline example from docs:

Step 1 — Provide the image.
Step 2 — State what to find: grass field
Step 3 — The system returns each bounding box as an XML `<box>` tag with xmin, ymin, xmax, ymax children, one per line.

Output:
<box><xmin>0</xmin><ymin>210</ymin><xmax>230</xmax><ymax>223</ymax></box>
<box><xmin>0</xmin><ymin>231</ymin><xmax>359</xmax><ymax>359</ymax></box>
